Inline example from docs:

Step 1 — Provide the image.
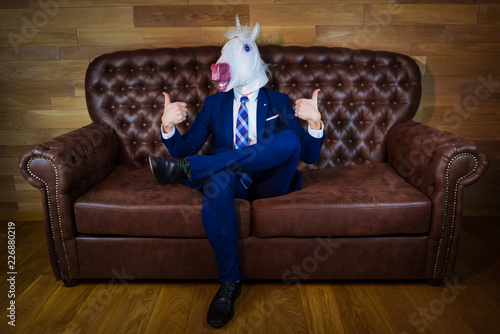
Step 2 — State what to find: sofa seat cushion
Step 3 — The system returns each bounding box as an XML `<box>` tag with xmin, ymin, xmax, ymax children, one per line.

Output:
<box><xmin>74</xmin><ymin>166</ymin><xmax>251</xmax><ymax>238</ymax></box>
<box><xmin>251</xmin><ymin>163</ymin><xmax>431</xmax><ymax>237</ymax></box>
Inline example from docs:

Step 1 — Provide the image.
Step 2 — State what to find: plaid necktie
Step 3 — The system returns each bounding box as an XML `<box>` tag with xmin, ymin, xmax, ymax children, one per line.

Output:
<box><xmin>235</xmin><ymin>96</ymin><xmax>252</xmax><ymax>188</ymax></box>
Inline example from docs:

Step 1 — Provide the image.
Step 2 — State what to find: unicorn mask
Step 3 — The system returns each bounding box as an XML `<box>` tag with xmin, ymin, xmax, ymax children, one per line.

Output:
<box><xmin>211</xmin><ymin>16</ymin><xmax>268</xmax><ymax>96</ymax></box>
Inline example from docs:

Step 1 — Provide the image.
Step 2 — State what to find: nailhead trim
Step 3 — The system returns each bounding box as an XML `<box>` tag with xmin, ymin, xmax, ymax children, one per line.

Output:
<box><xmin>26</xmin><ymin>156</ymin><xmax>72</xmax><ymax>279</ymax></box>
<box><xmin>433</xmin><ymin>153</ymin><xmax>478</xmax><ymax>278</ymax></box>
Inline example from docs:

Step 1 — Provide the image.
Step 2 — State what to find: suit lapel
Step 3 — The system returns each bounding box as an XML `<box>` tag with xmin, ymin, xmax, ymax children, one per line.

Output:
<box><xmin>256</xmin><ymin>88</ymin><xmax>270</xmax><ymax>142</ymax></box>
<box><xmin>222</xmin><ymin>91</ymin><xmax>234</xmax><ymax>149</ymax></box>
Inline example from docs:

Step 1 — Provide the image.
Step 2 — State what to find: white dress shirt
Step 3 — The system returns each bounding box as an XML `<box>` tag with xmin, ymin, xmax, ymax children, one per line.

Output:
<box><xmin>161</xmin><ymin>91</ymin><xmax>324</xmax><ymax>143</ymax></box>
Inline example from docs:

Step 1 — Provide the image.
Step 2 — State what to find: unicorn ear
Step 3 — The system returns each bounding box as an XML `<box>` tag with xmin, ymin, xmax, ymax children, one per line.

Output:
<box><xmin>250</xmin><ymin>22</ymin><xmax>260</xmax><ymax>41</ymax></box>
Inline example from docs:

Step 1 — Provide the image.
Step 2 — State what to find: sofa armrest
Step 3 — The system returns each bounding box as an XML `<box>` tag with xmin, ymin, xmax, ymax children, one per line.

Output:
<box><xmin>18</xmin><ymin>123</ymin><xmax>120</xmax><ymax>280</ymax></box>
<box><xmin>387</xmin><ymin>120</ymin><xmax>489</xmax><ymax>280</ymax></box>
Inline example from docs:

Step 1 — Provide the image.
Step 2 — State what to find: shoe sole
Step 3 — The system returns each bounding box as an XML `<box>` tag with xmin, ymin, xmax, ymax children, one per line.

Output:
<box><xmin>148</xmin><ymin>155</ymin><xmax>166</xmax><ymax>186</ymax></box>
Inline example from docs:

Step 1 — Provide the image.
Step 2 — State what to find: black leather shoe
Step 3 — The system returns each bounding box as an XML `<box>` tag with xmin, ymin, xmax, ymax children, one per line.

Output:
<box><xmin>207</xmin><ymin>281</ymin><xmax>242</xmax><ymax>328</ymax></box>
<box><xmin>148</xmin><ymin>155</ymin><xmax>191</xmax><ymax>185</ymax></box>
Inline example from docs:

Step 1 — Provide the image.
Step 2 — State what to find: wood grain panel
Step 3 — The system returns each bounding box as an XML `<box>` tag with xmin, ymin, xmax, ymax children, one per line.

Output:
<box><xmin>278</xmin><ymin>0</ymin><xmax>390</xmax><ymax>3</ymax></box>
<box><xmin>426</xmin><ymin>56</ymin><xmax>500</xmax><ymax>76</ymax></box>
<box><xmin>77</xmin><ymin>27</ymin><xmax>201</xmax><ymax>46</ymax></box>
<box><xmin>0</xmin><ymin>0</ymin><xmax>29</xmax><ymax>8</ymax></box>
<box><xmin>51</xmin><ymin>97</ymin><xmax>86</xmax><ymax>110</ymax></box>
<box><xmin>341</xmin><ymin>42</ymin><xmax>412</xmax><ymax>54</ymax></box>
<box><xmin>0</xmin><ymin>60</ymin><xmax>88</xmax><ymax>81</ymax></box>
<box><xmin>0</xmin><ymin>129</ymin><xmax>71</xmax><ymax>145</ymax></box>
<box><xmin>421</xmin><ymin>76</ymin><xmax>500</xmax><ymax>93</ymax></box>
<box><xmin>0</xmin><ymin>29</ymin><xmax>77</xmax><ymax>47</ymax></box>
<box><xmin>420</xmin><ymin>92</ymin><xmax>462</xmax><ymax>107</ymax></box>
<box><xmin>23</xmin><ymin>110</ymin><xmax>91</xmax><ymax>129</ymax></box>
<box><xmin>412</xmin><ymin>43</ymin><xmax>500</xmax><ymax>56</ymax></box>
<box><xmin>0</xmin><ymin>110</ymin><xmax>23</xmax><ymax>130</ymax></box>
<box><xmin>317</xmin><ymin>25</ymin><xmax>446</xmax><ymax>43</ymax></box>
<box><xmin>446</xmin><ymin>25</ymin><xmax>500</xmax><ymax>43</ymax></box>
<box><xmin>191</xmin><ymin>0</ymin><xmax>272</xmax><ymax>3</ymax></box>
<box><xmin>250</xmin><ymin>5</ymin><xmax>364</xmax><ymax>26</ymax></box>
<box><xmin>479</xmin><ymin>4</ymin><xmax>500</xmax><ymax>25</ymax></box>
<box><xmin>201</xmin><ymin>26</ymin><xmax>316</xmax><ymax>45</ymax></box>
<box><xmin>60</xmin><ymin>44</ymin><xmax>162</xmax><ymax>60</ymax></box>
<box><xmin>365</xmin><ymin>4</ymin><xmax>478</xmax><ymax>25</ymax></box>
<box><xmin>0</xmin><ymin>80</ymin><xmax>75</xmax><ymax>100</ymax></box>
<box><xmin>0</xmin><ymin>9</ymin><xmax>21</xmax><ymax>29</ymax></box>
<box><xmin>18</xmin><ymin>7</ymin><xmax>134</xmax><ymax>29</ymax></box>
<box><xmin>0</xmin><ymin>96</ymin><xmax>51</xmax><ymax>110</ymax></box>
<box><xmin>133</xmin><ymin>5</ymin><xmax>249</xmax><ymax>27</ymax></box>
<box><xmin>0</xmin><ymin>46</ymin><xmax>59</xmax><ymax>60</ymax></box>
<box><xmin>28</xmin><ymin>0</ymin><xmax>187</xmax><ymax>6</ymax></box>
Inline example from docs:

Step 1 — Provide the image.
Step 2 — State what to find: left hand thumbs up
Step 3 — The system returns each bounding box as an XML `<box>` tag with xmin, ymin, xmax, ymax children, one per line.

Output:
<box><xmin>295</xmin><ymin>89</ymin><xmax>322</xmax><ymax>130</ymax></box>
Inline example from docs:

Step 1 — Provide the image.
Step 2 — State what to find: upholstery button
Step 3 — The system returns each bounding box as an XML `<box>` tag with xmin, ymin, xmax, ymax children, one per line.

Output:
<box><xmin>315</xmin><ymin>83</ymin><xmax>319</xmax><ymax>87</ymax></box>
<box><xmin>186</xmin><ymin>122</ymin><xmax>190</xmax><ymax>126</ymax></box>
<box><xmin>195</xmin><ymin>66</ymin><xmax>199</xmax><ymax>69</ymax></box>
<box><xmin>350</xmin><ymin>102</ymin><xmax>354</xmax><ymax>106</ymax></box>
<box><xmin>164</xmin><ymin>86</ymin><xmax>167</xmax><ymax>90</ymax></box>
<box><xmin>142</xmin><ymin>87</ymin><xmax>146</xmax><ymax>91</ymax></box>
<box><xmin>143</xmin><ymin>123</ymin><xmax>146</xmax><ymax>127</ymax></box>
<box><xmin>122</xmin><ymin>123</ymin><xmax>126</xmax><ymax>127</ymax></box>
<box><xmin>151</xmin><ymin>68</ymin><xmax>156</xmax><ymax>72</ymax></box>
<box><xmin>131</xmin><ymin>105</ymin><xmax>136</xmax><ymax>109</ymax></box>
<box><xmin>130</xmin><ymin>68</ymin><xmax>134</xmax><ymax>72</ymax></box>
<box><xmin>338</xmin><ymin>82</ymin><xmax>342</xmax><ymax>87</ymax></box>
<box><xmin>154</xmin><ymin>140</ymin><xmax>157</xmax><ymax>144</ymax></box>
<box><xmin>281</xmin><ymin>65</ymin><xmax>285</xmax><ymax>69</ymax></box>
<box><xmin>393</xmin><ymin>101</ymin><xmax>397</xmax><ymax>105</ymax></box>
<box><xmin>360</xmin><ymin>83</ymin><xmax>364</xmax><ymax>87</ymax></box>
<box><xmin>121</xmin><ymin>87</ymin><xmax>125</xmax><ymax>91</ymax></box>
<box><xmin>111</xmin><ymin>105</ymin><xmax>115</xmax><ymax>109</ymax></box>
<box><xmin>108</xmin><ymin>68</ymin><xmax>113</xmax><ymax>72</ymax></box>
<box><xmin>372</xmin><ymin>64</ymin><xmax>376</xmax><ymax>68</ymax></box>
<box><xmin>327</xmin><ymin>101</ymin><xmax>331</xmax><ymax>105</ymax></box>
<box><xmin>153</xmin><ymin>105</ymin><xmax>157</xmax><ymax>108</ymax></box>
<box><xmin>349</xmin><ymin>64</ymin><xmax>354</xmax><ymax>68</ymax></box>
<box><xmin>132</xmin><ymin>141</ymin><xmax>136</xmax><ymax>144</ymax></box>
<box><xmin>292</xmin><ymin>83</ymin><xmax>296</xmax><ymax>87</ymax></box>
<box><xmin>371</xmin><ymin>101</ymin><xmax>375</xmax><ymax>105</ymax></box>
<box><xmin>304</xmin><ymin>64</ymin><xmax>308</xmax><ymax>68</ymax></box>
<box><xmin>337</xmin><ymin>121</ymin><xmax>341</xmax><ymax>124</ymax></box>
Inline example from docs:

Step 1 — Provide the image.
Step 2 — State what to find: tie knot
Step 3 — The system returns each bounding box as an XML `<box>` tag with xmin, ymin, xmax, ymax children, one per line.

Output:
<box><xmin>240</xmin><ymin>96</ymin><xmax>249</xmax><ymax>104</ymax></box>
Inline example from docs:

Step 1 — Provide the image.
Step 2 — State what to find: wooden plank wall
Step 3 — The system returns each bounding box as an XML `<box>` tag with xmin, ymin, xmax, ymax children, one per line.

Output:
<box><xmin>0</xmin><ymin>0</ymin><xmax>498</xmax><ymax>221</ymax></box>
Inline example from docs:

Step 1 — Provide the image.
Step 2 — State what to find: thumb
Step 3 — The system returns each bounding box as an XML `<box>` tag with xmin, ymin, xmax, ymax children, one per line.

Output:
<box><xmin>163</xmin><ymin>92</ymin><xmax>171</xmax><ymax>105</ymax></box>
<box><xmin>311</xmin><ymin>89</ymin><xmax>320</xmax><ymax>103</ymax></box>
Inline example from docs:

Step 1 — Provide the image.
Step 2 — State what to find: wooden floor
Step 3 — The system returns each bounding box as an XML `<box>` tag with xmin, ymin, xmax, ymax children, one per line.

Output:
<box><xmin>1</xmin><ymin>217</ymin><xmax>499</xmax><ymax>334</ymax></box>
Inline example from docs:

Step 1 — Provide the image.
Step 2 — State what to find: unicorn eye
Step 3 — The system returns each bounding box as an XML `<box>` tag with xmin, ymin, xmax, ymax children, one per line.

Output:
<box><xmin>243</xmin><ymin>44</ymin><xmax>252</xmax><ymax>53</ymax></box>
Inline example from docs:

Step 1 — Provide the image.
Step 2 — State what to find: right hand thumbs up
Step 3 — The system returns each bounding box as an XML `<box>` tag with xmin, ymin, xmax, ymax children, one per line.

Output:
<box><xmin>161</xmin><ymin>92</ymin><xmax>187</xmax><ymax>133</ymax></box>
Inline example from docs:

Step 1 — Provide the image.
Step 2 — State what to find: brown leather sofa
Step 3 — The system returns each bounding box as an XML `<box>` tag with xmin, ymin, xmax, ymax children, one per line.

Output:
<box><xmin>19</xmin><ymin>46</ymin><xmax>488</xmax><ymax>287</ymax></box>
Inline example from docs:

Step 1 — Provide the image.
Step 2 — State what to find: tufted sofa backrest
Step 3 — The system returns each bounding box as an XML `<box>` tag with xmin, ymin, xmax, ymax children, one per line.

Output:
<box><xmin>85</xmin><ymin>45</ymin><xmax>421</xmax><ymax>168</ymax></box>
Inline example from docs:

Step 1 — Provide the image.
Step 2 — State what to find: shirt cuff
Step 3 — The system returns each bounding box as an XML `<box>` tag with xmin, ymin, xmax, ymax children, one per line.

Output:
<box><xmin>307</xmin><ymin>121</ymin><xmax>324</xmax><ymax>138</ymax></box>
<box><xmin>161</xmin><ymin>125</ymin><xmax>176</xmax><ymax>140</ymax></box>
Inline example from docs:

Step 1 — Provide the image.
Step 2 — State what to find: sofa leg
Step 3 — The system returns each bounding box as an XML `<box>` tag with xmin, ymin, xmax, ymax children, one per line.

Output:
<box><xmin>63</xmin><ymin>279</ymin><xmax>80</xmax><ymax>287</ymax></box>
<box><xmin>427</xmin><ymin>279</ymin><xmax>444</xmax><ymax>287</ymax></box>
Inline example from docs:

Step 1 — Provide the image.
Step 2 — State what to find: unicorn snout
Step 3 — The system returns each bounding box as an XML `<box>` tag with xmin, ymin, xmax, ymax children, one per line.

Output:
<box><xmin>211</xmin><ymin>62</ymin><xmax>231</xmax><ymax>91</ymax></box>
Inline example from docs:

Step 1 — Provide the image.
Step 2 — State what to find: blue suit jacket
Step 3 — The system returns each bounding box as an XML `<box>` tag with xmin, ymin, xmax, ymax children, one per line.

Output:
<box><xmin>162</xmin><ymin>88</ymin><xmax>324</xmax><ymax>191</ymax></box>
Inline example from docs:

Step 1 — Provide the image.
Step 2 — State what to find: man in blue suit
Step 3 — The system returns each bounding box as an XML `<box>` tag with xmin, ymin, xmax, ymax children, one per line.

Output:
<box><xmin>149</xmin><ymin>19</ymin><xmax>324</xmax><ymax>329</ymax></box>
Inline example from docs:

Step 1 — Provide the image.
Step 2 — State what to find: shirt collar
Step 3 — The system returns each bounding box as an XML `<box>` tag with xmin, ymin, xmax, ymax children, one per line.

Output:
<box><xmin>234</xmin><ymin>89</ymin><xmax>259</xmax><ymax>103</ymax></box>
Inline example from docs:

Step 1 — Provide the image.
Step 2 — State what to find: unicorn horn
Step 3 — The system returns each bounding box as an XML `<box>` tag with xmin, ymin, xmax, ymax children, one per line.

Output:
<box><xmin>235</xmin><ymin>14</ymin><xmax>241</xmax><ymax>29</ymax></box>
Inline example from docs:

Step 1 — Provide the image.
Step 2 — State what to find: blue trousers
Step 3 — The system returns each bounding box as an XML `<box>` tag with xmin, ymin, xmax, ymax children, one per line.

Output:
<box><xmin>187</xmin><ymin>130</ymin><xmax>301</xmax><ymax>281</ymax></box>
